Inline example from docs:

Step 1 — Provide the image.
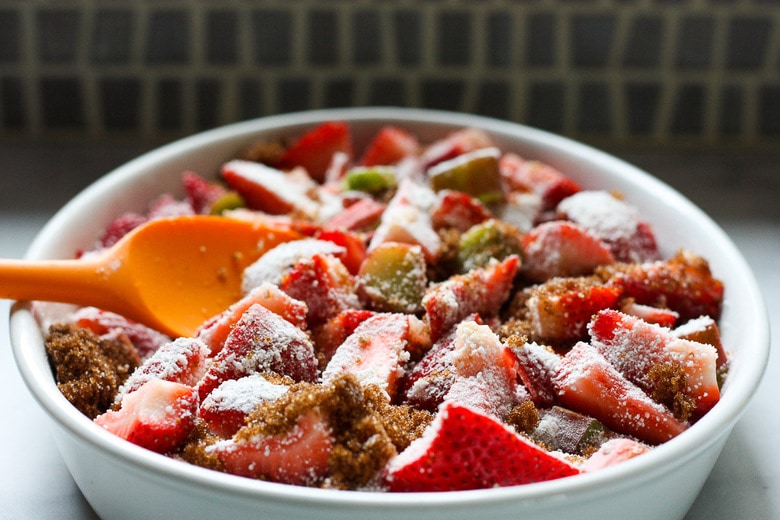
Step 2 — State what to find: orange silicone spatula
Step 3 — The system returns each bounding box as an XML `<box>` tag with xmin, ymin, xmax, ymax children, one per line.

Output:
<box><xmin>0</xmin><ymin>215</ymin><xmax>300</xmax><ymax>337</ymax></box>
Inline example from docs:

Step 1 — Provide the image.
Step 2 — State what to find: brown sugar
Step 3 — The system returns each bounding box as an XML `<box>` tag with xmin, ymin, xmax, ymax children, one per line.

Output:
<box><xmin>44</xmin><ymin>323</ymin><xmax>140</xmax><ymax>419</ymax></box>
<box><xmin>505</xmin><ymin>399</ymin><xmax>540</xmax><ymax>435</ymax></box>
<box><xmin>648</xmin><ymin>363</ymin><xmax>696</xmax><ymax>422</ymax></box>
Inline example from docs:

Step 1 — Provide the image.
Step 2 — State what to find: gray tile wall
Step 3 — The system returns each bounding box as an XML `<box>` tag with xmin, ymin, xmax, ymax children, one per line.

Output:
<box><xmin>1</xmin><ymin>0</ymin><xmax>780</xmax><ymax>148</ymax></box>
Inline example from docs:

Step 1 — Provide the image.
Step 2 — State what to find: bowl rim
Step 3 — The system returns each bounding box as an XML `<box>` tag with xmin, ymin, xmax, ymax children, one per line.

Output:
<box><xmin>10</xmin><ymin>107</ymin><xmax>771</xmax><ymax>508</ymax></box>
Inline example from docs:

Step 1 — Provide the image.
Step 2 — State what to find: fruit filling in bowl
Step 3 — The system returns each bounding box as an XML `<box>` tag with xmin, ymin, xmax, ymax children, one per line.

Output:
<box><xmin>38</xmin><ymin>121</ymin><xmax>727</xmax><ymax>493</ymax></box>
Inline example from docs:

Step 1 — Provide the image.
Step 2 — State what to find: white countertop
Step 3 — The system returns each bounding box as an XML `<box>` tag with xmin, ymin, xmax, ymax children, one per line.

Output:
<box><xmin>1</xmin><ymin>143</ymin><xmax>778</xmax><ymax>519</ymax></box>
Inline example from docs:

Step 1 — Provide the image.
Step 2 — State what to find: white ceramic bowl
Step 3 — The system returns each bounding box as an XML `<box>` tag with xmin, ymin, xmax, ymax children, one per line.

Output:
<box><xmin>10</xmin><ymin>108</ymin><xmax>770</xmax><ymax>520</ymax></box>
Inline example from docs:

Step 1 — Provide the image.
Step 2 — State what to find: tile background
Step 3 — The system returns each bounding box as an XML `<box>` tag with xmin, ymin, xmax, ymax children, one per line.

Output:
<box><xmin>1</xmin><ymin>0</ymin><xmax>780</xmax><ymax>149</ymax></box>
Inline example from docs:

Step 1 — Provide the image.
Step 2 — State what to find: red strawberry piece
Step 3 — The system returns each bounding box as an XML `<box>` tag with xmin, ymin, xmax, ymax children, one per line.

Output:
<box><xmin>73</xmin><ymin>306</ymin><xmax>169</xmax><ymax>359</ymax></box>
<box><xmin>383</xmin><ymin>401</ymin><xmax>580</xmax><ymax>492</ymax></box>
<box><xmin>311</xmin><ymin>309</ymin><xmax>376</xmax><ymax>365</ymax></box>
<box><xmin>99</xmin><ymin>212</ymin><xmax>147</xmax><ymax>248</ymax></box>
<box><xmin>198</xmin><ymin>374</ymin><xmax>289</xmax><ymax>437</ymax></box>
<box><xmin>276</xmin><ymin>121</ymin><xmax>353</xmax><ymax>183</ymax></box>
<box><xmin>94</xmin><ymin>378</ymin><xmax>198</xmax><ymax>454</ymax></box>
<box><xmin>524</xmin><ymin>276</ymin><xmax>621</xmax><ymax>346</ymax></box>
<box><xmin>118</xmin><ymin>337</ymin><xmax>210</xmax><ymax>401</ymax></box>
<box><xmin>522</xmin><ymin>220</ymin><xmax>615</xmax><ymax>283</ymax></box>
<box><xmin>553</xmin><ymin>342</ymin><xmax>689</xmax><ymax>445</ymax></box>
<box><xmin>369</xmin><ymin>178</ymin><xmax>441</xmax><ymax>263</ymax></box>
<box><xmin>211</xmin><ymin>410</ymin><xmax>333</xmax><ymax>485</ymax></box>
<box><xmin>197</xmin><ymin>282</ymin><xmax>308</xmax><ymax>355</ymax></box>
<box><xmin>505</xmin><ymin>338</ymin><xmax>561</xmax><ymax>407</ymax></box>
<box><xmin>620</xmin><ymin>299</ymin><xmax>679</xmax><ymax>328</ymax></box>
<box><xmin>147</xmin><ymin>193</ymin><xmax>195</xmax><ymax>219</ymax></box>
<box><xmin>430</xmin><ymin>190</ymin><xmax>492</xmax><ymax>232</ymax></box>
<box><xmin>605</xmin><ymin>249</ymin><xmax>724</xmax><ymax>322</ymax></box>
<box><xmin>221</xmin><ymin>159</ymin><xmax>319</xmax><ymax>217</ymax></box>
<box><xmin>280</xmin><ymin>253</ymin><xmax>361</xmax><ymax>328</ymax></box>
<box><xmin>423</xmin><ymin>255</ymin><xmax>519</xmax><ymax>342</ymax></box>
<box><xmin>322</xmin><ymin>197</ymin><xmax>386</xmax><ymax>233</ymax></box>
<box><xmin>196</xmin><ymin>303</ymin><xmax>317</xmax><ymax>401</ymax></box>
<box><xmin>182</xmin><ymin>171</ymin><xmax>228</xmax><ymax>214</ymax></box>
<box><xmin>499</xmin><ymin>153</ymin><xmax>581</xmax><ymax>211</ymax></box>
<box><xmin>314</xmin><ymin>228</ymin><xmax>368</xmax><ymax>275</ymax></box>
<box><xmin>420</xmin><ymin>128</ymin><xmax>495</xmax><ymax>168</ymax></box>
<box><xmin>589</xmin><ymin>309</ymin><xmax>720</xmax><ymax>418</ymax></box>
<box><xmin>439</xmin><ymin>321</ymin><xmax>519</xmax><ymax>418</ymax></box>
<box><xmin>400</xmin><ymin>324</ymin><xmax>461</xmax><ymax>411</ymax></box>
<box><xmin>402</xmin><ymin>316</ymin><xmax>515</xmax><ymax>415</ymax></box>
<box><xmin>359</xmin><ymin>125</ymin><xmax>420</xmax><ymax>167</ymax></box>
<box><xmin>673</xmin><ymin>315</ymin><xmax>728</xmax><ymax>371</ymax></box>
<box><xmin>322</xmin><ymin>313</ymin><xmax>421</xmax><ymax>399</ymax></box>
<box><xmin>241</xmin><ymin>237</ymin><xmax>345</xmax><ymax>292</ymax></box>
<box><xmin>322</xmin><ymin>197</ymin><xmax>387</xmax><ymax>231</ymax></box>
<box><xmin>557</xmin><ymin>190</ymin><xmax>660</xmax><ymax>263</ymax></box>
<box><xmin>581</xmin><ymin>438</ymin><xmax>650</xmax><ymax>472</ymax></box>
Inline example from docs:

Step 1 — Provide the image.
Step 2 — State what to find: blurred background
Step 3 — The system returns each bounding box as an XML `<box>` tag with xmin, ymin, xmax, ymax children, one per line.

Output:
<box><xmin>1</xmin><ymin>0</ymin><xmax>779</xmax><ymax>219</ymax></box>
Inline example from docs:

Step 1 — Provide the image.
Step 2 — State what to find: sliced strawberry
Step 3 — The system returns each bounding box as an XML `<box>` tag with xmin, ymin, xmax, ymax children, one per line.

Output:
<box><xmin>314</xmin><ymin>228</ymin><xmax>368</xmax><ymax>275</ymax></box>
<box><xmin>522</xmin><ymin>220</ymin><xmax>615</xmax><ymax>283</ymax></box>
<box><xmin>321</xmin><ymin>313</ymin><xmax>420</xmax><ymax>399</ymax></box>
<box><xmin>553</xmin><ymin>342</ymin><xmax>688</xmax><ymax>445</ymax></box>
<box><xmin>322</xmin><ymin>197</ymin><xmax>386</xmax><ymax>233</ymax></box>
<box><xmin>182</xmin><ymin>171</ymin><xmax>229</xmax><ymax>214</ymax></box>
<box><xmin>423</xmin><ymin>255</ymin><xmax>519</xmax><ymax>342</ymax></box>
<box><xmin>311</xmin><ymin>309</ymin><xmax>376</xmax><ymax>366</ymax></box>
<box><xmin>620</xmin><ymin>299</ymin><xmax>679</xmax><ymax>328</ymax></box>
<box><xmin>581</xmin><ymin>438</ymin><xmax>651</xmax><ymax>472</ymax></box>
<box><xmin>196</xmin><ymin>304</ymin><xmax>318</xmax><ymax>401</ymax></box>
<box><xmin>359</xmin><ymin>125</ymin><xmax>420</xmax><ymax>167</ymax></box>
<box><xmin>439</xmin><ymin>321</ymin><xmax>519</xmax><ymax>418</ymax></box>
<box><xmin>505</xmin><ymin>336</ymin><xmax>561</xmax><ymax>407</ymax></box>
<box><xmin>280</xmin><ymin>253</ymin><xmax>361</xmax><ymax>328</ymax></box>
<box><xmin>589</xmin><ymin>309</ymin><xmax>720</xmax><ymax>418</ymax></box>
<box><xmin>673</xmin><ymin>315</ymin><xmax>728</xmax><ymax>371</ymax></box>
<box><xmin>430</xmin><ymin>190</ymin><xmax>492</xmax><ymax>232</ymax></box>
<box><xmin>73</xmin><ymin>306</ymin><xmax>170</xmax><ymax>360</ymax></box>
<box><xmin>276</xmin><ymin>121</ymin><xmax>352</xmax><ymax>182</ymax></box>
<box><xmin>198</xmin><ymin>374</ymin><xmax>289</xmax><ymax>437</ymax></box>
<box><xmin>98</xmin><ymin>212</ymin><xmax>147</xmax><ymax>248</ymax></box>
<box><xmin>241</xmin><ymin>238</ymin><xmax>345</xmax><ymax>292</ymax></box>
<box><xmin>420</xmin><ymin>127</ymin><xmax>495</xmax><ymax>168</ymax></box>
<box><xmin>400</xmin><ymin>324</ymin><xmax>461</xmax><ymax>411</ymax></box>
<box><xmin>221</xmin><ymin>159</ymin><xmax>319</xmax><ymax>217</ymax></box>
<box><xmin>499</xmin><ymin>153</ymin><xmax>581</xmax><ymax>211</ymax></box>
<box><xmin>211</xmin><ymin>409</ymin><xmax>333</xmax><ymax>485</ymax></box>
<box><xmin>196</xmin><ymin>282</ymin><xmax>308</xmax><ymax>355</ymax></box>
<box><xmin>558</xmin><ymin>190</ymin><xmax>660</xmax><ymax>263</ymax></box>
<box><xmin>147</xmin><ymin>193</ymin><xmax>195</xmax><ymax>219</ymax></box>
<box><xmin>94</xmin><ymin>378</ymin><xmax>198</xmax><ymax>454</ymax></box>
<box><xmin>383</xmin><ymin>401</ymin><xmax>580</xmax><ymax>492</ymax></box>
<box><xmin>117</xmin><ymin>337</ymin><xmax>210</xmax><ymax>400</ymax></box>
<box><xmin>524</xmin><ymin>276</ymin><xmax>621</xmax><ymax>346</ymax></box>
<box><xmin>368</xmin><ymin>178</ymin><xmax>441</xmax><ymax>263</ymax></box>
<box><xmin>603</xmin><ymin>249</ymin><xmax>724</xmax><ymax>322</ymax></box>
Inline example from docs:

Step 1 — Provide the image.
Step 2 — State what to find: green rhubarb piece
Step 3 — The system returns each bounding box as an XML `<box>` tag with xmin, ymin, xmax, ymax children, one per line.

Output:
<box><xmin>457</xmin><ymin>218</ymin><xmax>523</xmax><ymax>273</ymax></box>
<box><xmin>427</xmin><ymin>147</ymin><xmax>503</xmax><ymax>204</ymax></box>
<box><xmin>209</xmin><ymin>191</ymin><xmax>246</xmax><ymax>215</ymax></box>
<box><xmin>531</xmin><ymin>406</ymin><xmax>609</xmax><ymax>455</ymax></box>
<box><xmin>358</xmin><ymin>242</ymin><xmax>427</xmax><ymax>314</ymax></box>
<box><xmin>343</xmin><ymin>167</ymin><xmax>397</xmax><ymax>195</ymax></box>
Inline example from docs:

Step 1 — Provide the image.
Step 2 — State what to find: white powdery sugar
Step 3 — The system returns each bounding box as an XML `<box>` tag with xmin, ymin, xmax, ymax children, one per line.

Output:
<box><xmin>558</xmin><ymin>190</ymin><xmax>639</xmax><ymax>243</ymax></box>
<box><xmin>202</xmin><ymin>374</ymin><xmax>288</xmax><ymax>415</ymax></box>
<box><xmin>496</xmin><ymin>191</ymin><xmax>542</xmax><ymax>234</ymax></box>
<box><xmin>118</xmin><ymin>337</ymin><xmax>209</xmax><ymax>400</ymax></box>
<box><xmin>241</xmin><ymin>238</ymin><xmax>345</xmax><ymax>293</ymax></box>
<box><xmin>369</xmin><ymin>178</ymin><xmax>441</xmax><ymax>261</ymax></box>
